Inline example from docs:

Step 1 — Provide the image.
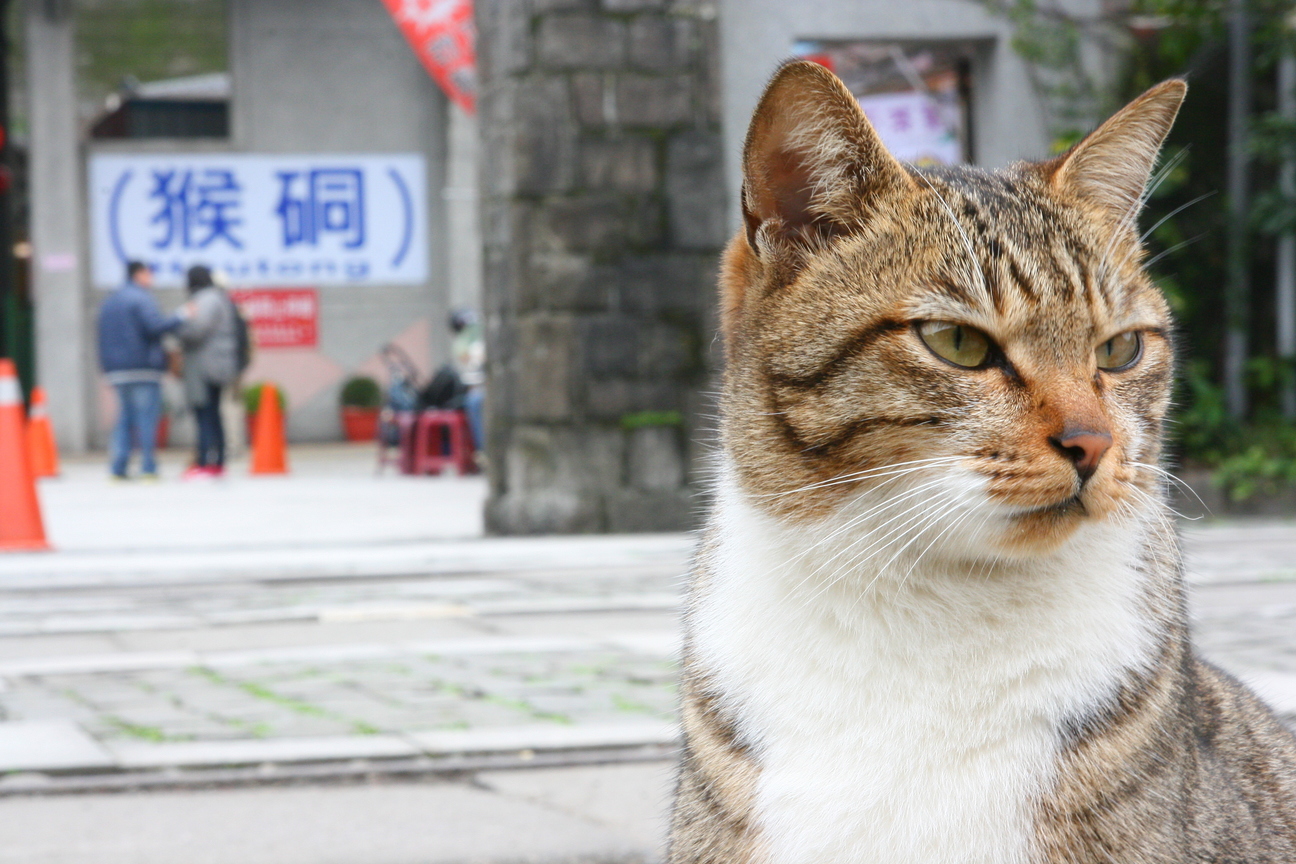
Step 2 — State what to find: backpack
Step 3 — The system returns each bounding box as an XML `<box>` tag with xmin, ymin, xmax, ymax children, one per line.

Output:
<box><xmin>225</xmin><ymin>293</ymin><xmax>253</xmax><ymax>375</ymax></box>
<box><xmin>419</xmin><ymin>364</ymin><xmax>467</xmax><ymax>410</ymax></box>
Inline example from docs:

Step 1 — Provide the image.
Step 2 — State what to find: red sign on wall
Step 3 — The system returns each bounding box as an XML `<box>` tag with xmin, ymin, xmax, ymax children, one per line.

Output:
<box><xmin>381</xmin><ymin>0</ymin><xmax>476</xmax><ymax>114</ymax></box>
<box><xmin>230</xmin><ymin>288</ymin><xmax>318</xmax><ymax>349</ymax></box>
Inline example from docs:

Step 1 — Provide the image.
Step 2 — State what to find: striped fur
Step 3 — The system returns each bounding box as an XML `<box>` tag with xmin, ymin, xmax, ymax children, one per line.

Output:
<box><xmin>669</xmin><ymin>61</ymin><xmax>1296</xmax><ymax>863</ymax></box>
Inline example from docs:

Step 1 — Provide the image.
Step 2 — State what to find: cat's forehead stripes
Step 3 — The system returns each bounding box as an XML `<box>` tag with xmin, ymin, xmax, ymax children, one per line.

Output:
<box><xmin>912</xmin><ymin>168</ymin><xmax>1143</xmax><ymax>327</ymax></box>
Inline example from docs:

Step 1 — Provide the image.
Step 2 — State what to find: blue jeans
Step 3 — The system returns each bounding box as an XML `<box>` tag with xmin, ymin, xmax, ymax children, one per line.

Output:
<box><xmin>464</xmin><ymin>386</ymin><xmax>484</xmax><ymax>451</ymax></box>
<box><xmin>111</xmin><ymin>380</ymin><xmax>162</xmax><ymax>477</ymax></box>
<box><xmin>193</xmin><ymin>382</ymin><xmax>225</xmax><ymax>468</ymax></box>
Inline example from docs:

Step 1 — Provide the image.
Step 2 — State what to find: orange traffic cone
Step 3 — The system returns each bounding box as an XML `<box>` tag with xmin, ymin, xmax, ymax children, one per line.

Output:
<box><xmin>250</xmin><ymin>382</ymin><xmax>288</xmax><ymax>475</ymax></box>
<box><xmin>0</xmin><ymin>359</ymin><xmax>50</xmax><ymax>551</ymax></box>
<box><xmin>25</xmin><ymin>386</ymin><xmax>59</xmax><ymax>478</ymax></box>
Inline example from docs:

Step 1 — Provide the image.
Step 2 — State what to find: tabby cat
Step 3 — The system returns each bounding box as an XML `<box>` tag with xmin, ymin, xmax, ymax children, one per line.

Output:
<box><xmin>669</xmin><ymin>60</ymin><xmax>1296</xmax><ymax>864</ymax></box>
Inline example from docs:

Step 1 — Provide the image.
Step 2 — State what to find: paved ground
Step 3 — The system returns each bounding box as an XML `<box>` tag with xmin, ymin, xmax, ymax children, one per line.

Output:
<box><xmin>0</xmin><ymin>444</ymin><xmax>1293</xmax><ymax>862</ymax></box>
<box><xmin>37</xmin><ymin>442</ymin><xmax>486</xmax><ymax>552</ymax></box>
<box><xmin>0</xmin><ymin>448</ymin><xmax>687</xmax><ymax>777</ymax></box>
<box><xmin>0</xmin><ymin>763</ymin><xmax>677</xmax><ymax>864</ymax></box>
<box><xmin>0</xmin><ymin>445</ymin><xmax>686</xmax><ymax>863</ymax></box>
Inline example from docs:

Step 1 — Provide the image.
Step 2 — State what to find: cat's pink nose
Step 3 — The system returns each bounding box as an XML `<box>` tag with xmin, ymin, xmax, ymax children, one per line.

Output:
<box><xmin>1051</xmin><ymin>428</ymin><xmax>1112</xmax><ymax>480</ymax></box>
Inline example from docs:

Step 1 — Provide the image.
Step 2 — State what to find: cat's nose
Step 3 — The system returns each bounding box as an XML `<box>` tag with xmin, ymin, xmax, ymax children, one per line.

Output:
<box><xmin>1050</xmin><ymin>428</ymin><xmax>1112</xmax><ymax>480</ymax></box>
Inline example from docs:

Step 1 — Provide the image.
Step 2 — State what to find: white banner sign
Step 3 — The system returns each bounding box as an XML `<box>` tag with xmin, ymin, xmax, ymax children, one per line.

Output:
<box><xmin>89</xmin><ymin>153</ymin><xmax>428</xmax><ymax>288</ymax></box>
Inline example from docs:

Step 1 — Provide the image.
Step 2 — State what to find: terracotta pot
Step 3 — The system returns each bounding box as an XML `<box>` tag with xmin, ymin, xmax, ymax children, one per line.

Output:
<box><xmin>341</xmin><ymin>406</ymin><xmax>380</xmax><ymax>442</ymax></box>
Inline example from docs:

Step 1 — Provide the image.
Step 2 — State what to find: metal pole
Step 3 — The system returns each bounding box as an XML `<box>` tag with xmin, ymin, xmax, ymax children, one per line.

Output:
<box><xmin>1279</xmin><ymin>41</ymin><xmax>1296</xmax><ymax>419</ymax></box>
<box><xmin>1225</xmin><ymin>0</ymin><xmax>1252</xmax><ymax>420</ymax></box>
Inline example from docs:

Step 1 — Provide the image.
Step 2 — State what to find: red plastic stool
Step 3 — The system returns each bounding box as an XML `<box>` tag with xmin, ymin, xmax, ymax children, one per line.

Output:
<box><xmin>377</xmin><ymin>411</ymin><xmax>419</xmax><ymax>474</ymax></box>
<box><xmin>412</xmin><ymin>409</ymin><xmax>475</xmax><ymax>475</ymax></box>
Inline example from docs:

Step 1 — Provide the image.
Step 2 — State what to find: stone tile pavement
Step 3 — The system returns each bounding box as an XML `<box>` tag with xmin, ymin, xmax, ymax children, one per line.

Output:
<box><xmin>0</xmin><ymin>638</ymin><xmax>679</xmax><ymax>761</ymax></box>
<box><xmin>0</xmin><ymin>519</ymin><xmax>1292</xmax><ymax>778</ymax></box>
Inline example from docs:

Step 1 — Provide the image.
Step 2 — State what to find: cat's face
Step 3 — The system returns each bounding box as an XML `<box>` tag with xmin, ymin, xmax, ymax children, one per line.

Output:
<box><xmin>722</xmin><ymin>62</ymin><xmax>1185</xmax><ymax>556</ymax></box>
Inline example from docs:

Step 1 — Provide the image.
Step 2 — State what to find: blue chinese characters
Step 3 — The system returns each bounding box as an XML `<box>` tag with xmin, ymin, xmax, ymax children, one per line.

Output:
<box><xmin>275</xmin><ymin>169</ymin><xmax>365</xmax><ymax>250</ymax></box>
<box><xmin>149</xmin><ymin>168</ymin><xmax>244</xmax><ymax>250</ymax></box>
<box><xmin>90</xmin><ymin>154</ymin><xmax>427</xmax><ymax>288</ymax></box>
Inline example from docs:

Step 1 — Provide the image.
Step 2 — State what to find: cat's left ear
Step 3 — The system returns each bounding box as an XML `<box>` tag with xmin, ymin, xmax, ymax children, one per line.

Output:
<box><xmin>1044</xmin><ymin>79</ymin><xmax>1187</xmax><ymax>225</ymax></box>
<box><xmin>740</xmin><ymin>60</ymin><xmax>916</xmax><ymax>257</ymax></box>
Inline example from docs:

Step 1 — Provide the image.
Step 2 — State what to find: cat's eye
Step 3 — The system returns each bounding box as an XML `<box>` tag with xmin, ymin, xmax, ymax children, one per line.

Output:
<box><xmin>917</xmin><ymin>321</ymin><xmax>991</xmax><ymax>368</ymax></box>
<box><xmin>1095</xmin><ymin>331</ymin><xmax>1142</xmax><ymax>371</ymax></box>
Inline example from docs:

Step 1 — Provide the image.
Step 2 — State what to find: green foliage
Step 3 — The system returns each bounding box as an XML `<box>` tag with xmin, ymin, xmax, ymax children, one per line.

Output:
<box><xmin>1049</xmin><ymin>130</ymin><xmax>1086</xmax><ymax>154</ymax></box>
<box><xmin>619</xmin><ymin>410</ymin><xmax>684</xmax><ymax>430</ymax></box>
<box><xmin>241</xmin><ymin>382</ymin><xmax>287</xmax><ymax>415</ymax></box>
<box><xmin>1174</xmin><ymin>360</ymin><xmax>1232</xmax><ymax>457</ymax></box>
<box><xmin>1250</xmin><ymin>114</ymin><xmax>1296</xmax><ymax>236</ymax></box>
<box><xmin>1175</xmin><ymin>360</ymin><xmax>1296</xmax><ymax>500</ymax></box>
<box><xmin>1213</xmin><ymin>440</ymin><xmax>1296</xmax><ymax>501</ymax></box>
<box><xmin>75</xmin><ymin>0</ymin><xmax>228</xmax><ymax>112</ymax></box>
<box><xmin>339</xmin><ymin>376</ymin><xmax>382</xmax><ymax>409</ymax></box>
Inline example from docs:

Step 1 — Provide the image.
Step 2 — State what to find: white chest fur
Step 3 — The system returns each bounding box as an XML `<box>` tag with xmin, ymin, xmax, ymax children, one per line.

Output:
<box><xmin>689</xmin><ymin>467</ymin><xmax>1158</xmax><ymax>864</ymax></box>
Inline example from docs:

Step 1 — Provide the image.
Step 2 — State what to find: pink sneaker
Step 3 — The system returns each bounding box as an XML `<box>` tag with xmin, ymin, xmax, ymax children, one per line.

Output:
<box><xmin>205</xmin><ymin>465</ymin><xmax>225</xmax><ymax>478</ymax></box>
<box><xmin>181</xmin><ymin>466</ymin><xmax>214</xmax><ymax>482</ymax></box>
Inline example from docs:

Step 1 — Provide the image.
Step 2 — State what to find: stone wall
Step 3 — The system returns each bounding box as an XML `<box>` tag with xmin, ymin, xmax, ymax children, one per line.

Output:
<box><xmin>477</xmin><ymin>0</ymin><xmax>726</xmax><ymax>534</ymax></box>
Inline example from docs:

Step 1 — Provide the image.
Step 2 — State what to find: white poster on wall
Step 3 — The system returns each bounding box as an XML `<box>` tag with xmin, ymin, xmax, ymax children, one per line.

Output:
<box><xmin>857</xmin><ymin>91</ymin><xmax>962</xmax><ymax>167</ymax></box>
<box><xmin>88</xmin><ymin>153</ymin><xmax>428</xmax><ymax>288</ymax></box>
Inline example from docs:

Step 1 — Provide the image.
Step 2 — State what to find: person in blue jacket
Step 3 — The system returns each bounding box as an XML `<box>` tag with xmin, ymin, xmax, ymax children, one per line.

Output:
<box><xmin>96</xmin><ymin>261</ymin><xmax>182</xmax><ymax>480</ymax></box>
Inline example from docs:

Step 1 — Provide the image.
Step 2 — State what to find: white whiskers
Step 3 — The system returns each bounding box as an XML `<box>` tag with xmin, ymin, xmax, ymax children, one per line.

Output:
<box><xmin>758</xmin><ymin>455</ymin><xmax>965</xmax><ymax>499</ymax></box>
<box><xmin>779</xmin><ymin>472</ymin><xmax>962</xmax><ymax>603</ymax></box>
<box><xmin>784</xmin><ymin>467</ymin><xmax>981</xmax><ymax>613</ymax></box>
<box><xmin>1128</xmin><ymin>460</ymin><xmax>1207</xmax><ymax>518</ymax></box>
<box><xmin>1095</xmin><ymin>146</ymin><xmax>1188</xmax><ymax>287</ymax></box>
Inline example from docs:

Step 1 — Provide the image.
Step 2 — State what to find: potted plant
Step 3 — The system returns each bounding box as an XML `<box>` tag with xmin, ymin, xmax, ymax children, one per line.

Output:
<box><xmin>339</xmin><ymin>375</ymin><xmax>383</xmax><ymax>442</ymax></box>
<box><xmin>242</xmin><ymin>382</ymin><xmax>287</xmax><ymax>444</ymax></box>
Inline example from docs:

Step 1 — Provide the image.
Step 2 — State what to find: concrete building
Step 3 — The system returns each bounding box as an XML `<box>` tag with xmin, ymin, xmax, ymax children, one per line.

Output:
<box><xmin>718</xmin><ymin>0</ymin><xmax>1072</xmax><ymax>222</ymax></box>
<box><xmin>28</xmin><ymin>0</ymin><xmax>480</xmax><ymax>449</ymax></box>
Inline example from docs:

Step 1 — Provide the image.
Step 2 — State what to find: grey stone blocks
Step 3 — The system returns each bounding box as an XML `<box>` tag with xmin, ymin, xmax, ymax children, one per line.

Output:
<box><xmin>629</xmin><ymin>17</ymin><xmax>696</xmax><ymax>72</ymax></box>
<box><xmin>578</xmin><ymin>136</ymin><xmax>658</xmax><ymax>192</ymax></box>
<box><xmin>628</xmin><ymin>426</ymin><xmax>686</xmax><ymax>491</ymax></box>
<box><xmin>537</xmin><ymin>14</ymin><xmax>627</xmax><ymax>69</ymax></box>
<box><xmin>614</xmin><ymin>74</ymin><xmax>694</xmax><ymax>126</ymax></box>
<box><xmin>479</xmin><ymin>0</ymin><xmax>725</xmax><ymax>534</ymax></box>
<box><xmin>666</xmin><ymin>131</ymin><xmax>727</xmax><ymax>249</ymax></box>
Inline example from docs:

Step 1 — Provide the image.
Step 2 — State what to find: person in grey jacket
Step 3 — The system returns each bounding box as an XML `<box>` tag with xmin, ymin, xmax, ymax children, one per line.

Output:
<box><xmin>97</xmin><ymin>261</ymin><xmax>181</xmax><ymax>480</ymax></box>
<box><xmin>177</xmin><ymin>265</ymin><xmax>241</xmax><ymax>479</ymax></box>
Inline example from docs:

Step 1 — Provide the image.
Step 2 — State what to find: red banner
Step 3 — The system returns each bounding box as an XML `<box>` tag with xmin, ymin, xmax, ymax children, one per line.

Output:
<box><xmin>381</xmin><ymin>0</ymin><xmax>476</xmax><ymax>114</ymax></box>
<box><xmin>230</xmin><ymin>288</ymin><xmax>319</xmax><ymax>349</ymax></box>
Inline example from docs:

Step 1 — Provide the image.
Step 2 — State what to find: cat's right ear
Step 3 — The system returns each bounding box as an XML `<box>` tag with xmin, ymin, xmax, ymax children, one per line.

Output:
<box><xmin>1043</xmin><ymin>79</ymin><xmax>1186</xmax><ymax>227</ymax></box>
<box><xmin>740</xmin><ymin>60</ymin><xmax>914</xmax><ymax>260</ymax></box>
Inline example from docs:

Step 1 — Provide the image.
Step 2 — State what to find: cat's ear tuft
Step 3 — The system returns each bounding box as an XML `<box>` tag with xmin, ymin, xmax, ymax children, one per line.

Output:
<box><xmin>741</xmin><ymin>60</ymin><xmax>914</xmax><ymax>256</ymax></box>
<box><xmin>1046</xmin><ymin>79</ymin><xmax>1186</xmax><ymax>225</ymax></box>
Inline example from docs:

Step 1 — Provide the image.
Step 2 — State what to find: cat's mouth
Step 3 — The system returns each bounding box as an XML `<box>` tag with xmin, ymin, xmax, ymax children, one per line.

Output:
<box><xmin>995</xmin><ymin>494</ymin><xmax>1094</xmax><ymax>553</ymax></box>
<box><xmin>1014</xmin><ymin>495</ymin><xmax>1086</xmax><ymax>520</ymax></box>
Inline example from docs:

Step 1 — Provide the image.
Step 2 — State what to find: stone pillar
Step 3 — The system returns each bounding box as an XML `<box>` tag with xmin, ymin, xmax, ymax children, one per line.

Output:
<box><xmin>27</xmin><ymin>0</ymin><xmax>90</xmax><ymax>452</ymax></box>
<box><xmin>477</xmin><ymin>0</ymin><xmax>726</xmax><ymax>534</ymax></box>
